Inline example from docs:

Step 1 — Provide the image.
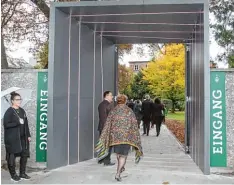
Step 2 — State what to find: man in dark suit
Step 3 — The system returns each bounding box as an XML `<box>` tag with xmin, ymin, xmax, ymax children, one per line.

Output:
<box><xmin>98</xmin><ymin>91</ymin><xmax>115</xmax><ymax>166</ymax></box>
<box><xmin>142</xmin><ymin>95</ymin><xmax>153</xmax><ymax>136</ymax></box>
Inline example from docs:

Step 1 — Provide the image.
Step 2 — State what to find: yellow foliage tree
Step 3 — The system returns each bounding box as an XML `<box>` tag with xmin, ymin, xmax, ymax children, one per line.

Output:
<box><xmin>143</xmin><ymin>44</ymin><xmax>185</xmax><ymax>112</ymax></box>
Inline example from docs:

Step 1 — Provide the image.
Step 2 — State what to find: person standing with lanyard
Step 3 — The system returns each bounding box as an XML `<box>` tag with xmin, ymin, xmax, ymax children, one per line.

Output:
<box><xmin>3</xmin><ymin>92</ymin><xmax>31</xmax><ymax>182</ymax></box>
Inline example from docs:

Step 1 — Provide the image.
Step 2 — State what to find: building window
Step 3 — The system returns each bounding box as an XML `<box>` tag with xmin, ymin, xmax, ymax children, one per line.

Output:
<box><xmin>134</xmin><ymin>65</ymin><xmax>139</xmax><ymax>71</ymax></box>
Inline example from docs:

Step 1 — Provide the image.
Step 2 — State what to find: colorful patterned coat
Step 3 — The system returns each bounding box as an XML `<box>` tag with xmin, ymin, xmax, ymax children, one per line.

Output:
<box><xmin>95</xmin><ymin>104</ymin><xmax>143</xmax><ymax>163</ymax></box>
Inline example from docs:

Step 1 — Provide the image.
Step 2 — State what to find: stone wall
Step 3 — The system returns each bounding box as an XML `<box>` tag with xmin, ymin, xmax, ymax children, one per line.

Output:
<box><xmin>225</xmin><ymin>70</ymin><xmax>234</xmax><ymax>169</ymax></box>
<box><xmin>1</xmin><ymin>69</ymin><xmax>47</xmax><ymax>168</ymax></box>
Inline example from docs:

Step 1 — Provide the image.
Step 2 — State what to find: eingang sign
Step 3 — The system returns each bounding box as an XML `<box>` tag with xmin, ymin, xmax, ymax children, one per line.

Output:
<box><xmin>36</xmin><ymin>72</ymin><xmax>48</xmax><ymax>162</ymax></box>
<box><xmin>210</xmin><ymin>71</ymin><xmax>227</xmax><ymax>167</ymax></box>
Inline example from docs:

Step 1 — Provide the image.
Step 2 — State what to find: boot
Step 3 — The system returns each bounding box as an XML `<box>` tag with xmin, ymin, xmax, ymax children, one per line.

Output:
<box><xmin>19</xmin><ymin>157</ymin><xmax>31</xmax><ymax>180</ymax></box>
<box><xmin>8</xmin><ymin>163</ymin><xmax>21</xmax><ymax>182</ymax></box>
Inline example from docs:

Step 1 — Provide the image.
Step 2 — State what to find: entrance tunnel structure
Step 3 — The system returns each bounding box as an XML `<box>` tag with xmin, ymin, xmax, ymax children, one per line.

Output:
<box><xmin>48</xmin><ymin>0</ymin><xmax>210</xmax><ymax>175</ymax></box>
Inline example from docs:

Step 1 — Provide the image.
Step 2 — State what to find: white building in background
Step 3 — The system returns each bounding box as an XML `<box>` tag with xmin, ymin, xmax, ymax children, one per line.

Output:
<box><xmin>129</xmin><ymin>60</ymin><xmax>149</xmax><ymax>74</ymax></box>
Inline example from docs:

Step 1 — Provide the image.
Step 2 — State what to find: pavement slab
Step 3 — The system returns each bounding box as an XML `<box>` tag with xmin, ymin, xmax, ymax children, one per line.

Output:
<box><xmin>1</xmin><ymin>125</ymin><xmax>234</xmax><ymax>184</ymax></box>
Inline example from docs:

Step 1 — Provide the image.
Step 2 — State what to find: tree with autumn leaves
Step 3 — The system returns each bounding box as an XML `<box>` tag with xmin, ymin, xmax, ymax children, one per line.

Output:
<box><xmin>143</xmin><ymin>44</ymin><xmax>185</xmax><ymax>112</ymax></box>
<box><xmin>118</xmin><ymin>64</ymin><xmax>134</xmax><ymax>96</ymax></box>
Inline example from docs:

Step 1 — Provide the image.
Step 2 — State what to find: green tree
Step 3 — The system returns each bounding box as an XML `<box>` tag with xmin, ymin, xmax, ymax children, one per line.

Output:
<box><xmin>130</xmin><ymin>71</ymin><xmax>151</xmax><ymax>100</ymax></box>
<box><xmin>35</xmin><ymin>41</ymin><xmax>48</xmax><ymax>69</ymax></box>
<box><xmin>210</xmin><ymin>0</ymin><xmax>234</xmax><ymax>68</ymax></box>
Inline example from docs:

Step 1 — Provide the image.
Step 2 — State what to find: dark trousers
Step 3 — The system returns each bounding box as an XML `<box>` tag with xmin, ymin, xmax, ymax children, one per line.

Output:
<box><xmin>143</xmin><ymin>120</ymin><xmax>150</xmax><ymax>135</ymax></box>
<box><xmin>99</xmin><ymin>131</ymin><xmax>112</xmax><ymax>164</ymax></box>
<box><xmin>153</xmin><ymin>116</ymin><xmax>162</xmax><ymax>136</ymax></box>
<box><xmin>7</xmin><ymin>153</ymin><xmax>27</xmax><ymax>177</ymax></box>
<box><xmin>162</xmin><ymin>116</ymin><xmax>165</xmax><ymax>123</ymax></box>
<box><xmin>7</xmin><ymin>138</ymin><xmax>29</xmax><ymax>177</ymax></box>
<box><xmin>137</xmin><ymin>120</ymin><xmax>141</xmax><ymax>128</ymax></box>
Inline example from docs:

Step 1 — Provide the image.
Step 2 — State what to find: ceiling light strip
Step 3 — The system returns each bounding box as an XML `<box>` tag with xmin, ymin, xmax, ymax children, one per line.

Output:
<box><xmin>102</xmin><ymin>35</ymin><xmax>193</xmax><ymax>40</ymax></box>
<box><xmin>81</xmin><ymin>21</ymin><xmax>202</xmax><ymax>26</ymax></box>
<box><xmin>72</xmin><ymin>11</ymin><xmax>204</xmax><ymax>17</ymax></box>
<box><xmin>95</xmin><ymin>30</ymin><xmax>202</xmax><ymax>33</ymax></box>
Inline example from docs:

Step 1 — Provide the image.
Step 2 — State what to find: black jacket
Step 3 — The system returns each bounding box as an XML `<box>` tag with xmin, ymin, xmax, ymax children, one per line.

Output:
<box><xmin>142</xmin><ymin>100</ymin><xmax>153</xmax><ymax>121</ymax></box>
<box><xmin>127</xmin><ymin>102</ymin><xmax>135</xmax><ymax>111</ymax></box>
<box><xmin>98</xmin><ymin>100</ymin><xmax>113</xmax><ymax>132</ymax></box>
<box><xmin>152</xmin><ymin>103</ymin><xmax>163</xmax><ymax>118</ymax></box>
<box><xmin>3</xmin><ymin>107</ymin><xmax>31</xmax><ymax>154</ymax></box>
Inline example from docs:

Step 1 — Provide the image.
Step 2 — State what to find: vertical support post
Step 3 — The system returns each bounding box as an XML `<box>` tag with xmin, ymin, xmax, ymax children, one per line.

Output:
<box><xmin>47</xmin><ymin>4</ymin><xmax>55</xmax><ymax>169</ymax></box>
<box><xmin>67</xmin><ymin>10</ymin><xmax>72</xmax><ymax>165</ymax></box>
<box><xmin>203</xmin><ymin>2</ymin><xmax>210</xmax><ymax>175</ymax></box>
<box><xmin>100</xmin><ymin>33</ymin><xmax>103</xmax><ymax>98</ymax></box>
<box><xmin>114</xmin><ymin>46</ymin><xmax>118</xmax><ymax>97</ymax></box>
<box><xmin>78</xmin><ymin>21</ymin><xmax>81</xmax><ymax>162</ymax></box>
<box><xmin>93</xmin><ymin>32</ymin><xmax>96</xmax><ymax>158</ymax></box>
<box><xmin>185</xmin><ymin>43</ymin><xmax>190</xmax><ymax>154</ymax></box>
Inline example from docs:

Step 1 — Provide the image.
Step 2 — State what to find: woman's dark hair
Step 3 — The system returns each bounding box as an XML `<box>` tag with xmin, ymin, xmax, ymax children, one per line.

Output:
<box><xmin>154</xmin><ymin>98</ymin><xmax>161</xmax><ymax>104</ymax></box>
<box><xmin>10</xmin><ymin>91</ymin><xmax>21</xmax><ymax>101</ymax></box>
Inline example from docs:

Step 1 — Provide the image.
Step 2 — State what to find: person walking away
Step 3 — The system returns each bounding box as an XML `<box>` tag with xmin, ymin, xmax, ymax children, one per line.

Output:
<box><xmin>142</xmin><ymin>95</ymin><xmax>152</xmax><ymax>136</ymax></box>
<box><xmin>152</xmin><ymin>98</ymin><xmax>163</xmax><ymax>137</ymax></box>
<box><xmin>95</xmin><ymin>94</ymin><xmax>143</xmax><ymax>181</ymax></box>
<box><xmin>134</xmin><ymin>100</ymin><xmax>142</xmax><ymax>128</ymax></box>
<box><xmin>162</xmin><ymin>104</ymin><xmax>168</xmax><ymax>123</ymax></box>
<box><xmin>3</xmin><ymin>92</ymin><xmax>31</xmax><ymax>182</ymax></box>
<box><xmin>127</xmin><ymin>99</ymin><xmax>135</xmax><ymax>111</ymax></box>
<box><xmin>98</xmin><ymin>91</ymin><xmax>115</xmax><ymax>166</ymax></box>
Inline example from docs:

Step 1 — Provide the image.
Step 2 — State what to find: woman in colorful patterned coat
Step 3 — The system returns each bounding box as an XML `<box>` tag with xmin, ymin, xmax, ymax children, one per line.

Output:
<box><xmin>95</xmin><ymin>94</ymin><xmax>143</xmax><ymax>182</ymax></box>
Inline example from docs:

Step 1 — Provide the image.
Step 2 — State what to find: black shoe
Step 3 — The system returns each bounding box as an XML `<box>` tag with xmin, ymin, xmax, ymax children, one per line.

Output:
<box><xmin>20</xmin><ymin>173</ymin><xmax>31</xmax><ymax>180</ymax></box>
<box><xmin>115</xmin><ymin>174</ymin><xmax>122</xmax><ymax>181</ymax></box>
<box><xmin>11</xmin><ymin>174</ymin><xmax>21</xmax><ymax>182</ymax></box>
<box><xmin>156</xmin><ymin>133</ymin><xmax>160</xmax><ymax>137</ymax></box>
<box><xmin>142</xmin><ymin>133</ymin><xmax>146</xmax><ymax>136</ymax></box>
<box><xmin>104</xmin><ymin>162</ymin><xmax>115</xmax><ymax>166</ymax></box>
<box><xmin>98</xmin><ymin>161</ymin><xmax>103</xmax><ymax>164</ymax></box>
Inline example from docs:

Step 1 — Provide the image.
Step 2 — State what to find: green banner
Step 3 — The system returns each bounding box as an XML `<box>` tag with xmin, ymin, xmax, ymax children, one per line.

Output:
<box><xmin>210</xmin><ymin>71</ymin><xmax>227</xmax><ymax>167</ymax></box>
<box><xmin>36</xmin><ymin>72</ymin><xmax>48</xmax><ymax>162</ymax></box>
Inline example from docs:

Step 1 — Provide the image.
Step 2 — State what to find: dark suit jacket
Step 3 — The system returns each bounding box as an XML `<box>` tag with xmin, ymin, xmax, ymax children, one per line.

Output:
<box><xmin>98</xmin><ymin>100</ymin><xmax>113</xmax><ymax>132</ymax></box>
<box><xmin>142</xmin><ymin>99</ymin><xmax>153</xmax><ymax>121</ymax></box>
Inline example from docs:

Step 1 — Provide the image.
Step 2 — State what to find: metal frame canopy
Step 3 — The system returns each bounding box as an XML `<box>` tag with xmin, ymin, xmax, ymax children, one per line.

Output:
<box><xmin>54</xmin><ymin>0</ymin><xmax>205</xmax><ymax>44</ymax></box>
<box><xmin>48</xmin><ymin>0</ymin><xmax>210</xmax><ymax>175</ymax></box>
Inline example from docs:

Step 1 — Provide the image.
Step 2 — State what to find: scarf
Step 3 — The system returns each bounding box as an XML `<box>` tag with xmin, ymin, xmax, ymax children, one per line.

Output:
<box><xmin>95</xmin><ymin>104</ymin><xmax>143</xmax><ymax>163</ymax></box>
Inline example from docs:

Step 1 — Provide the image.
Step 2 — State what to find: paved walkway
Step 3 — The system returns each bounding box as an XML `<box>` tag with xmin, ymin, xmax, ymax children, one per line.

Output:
<box><xmin>2</xmin><ymin>125</ymin><xmax>234</xmax><ymax>184</ymax></box>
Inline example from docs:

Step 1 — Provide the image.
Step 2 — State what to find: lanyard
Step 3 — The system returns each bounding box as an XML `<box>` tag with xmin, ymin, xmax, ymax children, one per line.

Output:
<box><xmin>12</xmin><ymin>108</ymin><xmax>23</xmax><ymax>120</ymax></box>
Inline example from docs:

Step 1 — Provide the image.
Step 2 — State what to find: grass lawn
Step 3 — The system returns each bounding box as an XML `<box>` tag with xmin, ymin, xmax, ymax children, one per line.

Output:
<box><xmin>167</xmin><ymin>111</ymin><xmax>185</xmax><ymax>121</ymax></box>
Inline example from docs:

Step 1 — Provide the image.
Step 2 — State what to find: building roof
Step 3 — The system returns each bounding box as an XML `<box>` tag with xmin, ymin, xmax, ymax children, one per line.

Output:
<box><xmin>129</xmin><ymin>61</ymin><xmax>149</xmax><ymax>63</ymax></box>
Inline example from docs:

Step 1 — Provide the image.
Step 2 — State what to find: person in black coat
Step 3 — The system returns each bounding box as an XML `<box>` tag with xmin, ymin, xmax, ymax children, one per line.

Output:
<box><xmin>98</xmin><ymin>91</ymin><xmax>115</xmax><ymax>166</ymax></box>
<box><xmin>127</xmin><ymin>99</ymin><xmax>135</xmax><ymax>111</ymax></box>
<box><xmin>141</xmin><ymin>95</ymin><xmax>153</xmax><ymax>136</ymax></box>
<box><xmin>3</xmin><ymin>92</ymin><xmax>31</xmax><ymax>182</ymax></box>
<box><xmin>151</xmin><ymin>98</ymin><xmax>163</xmax><ymax>137</ymax></box>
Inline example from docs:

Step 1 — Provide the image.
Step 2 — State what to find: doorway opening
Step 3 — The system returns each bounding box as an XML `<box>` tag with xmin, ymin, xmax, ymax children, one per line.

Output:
<box><xmin>48</xmin><ymin>0</ymin><xmax>210</xmax><ymax>175</ymax></box>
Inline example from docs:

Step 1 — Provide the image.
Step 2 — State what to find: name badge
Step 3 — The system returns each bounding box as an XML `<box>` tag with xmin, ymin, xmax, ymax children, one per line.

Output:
<box><xmin>19</xmin><ymin>118</ymin><xmax>24</xmax><ymax>124</ymax></box>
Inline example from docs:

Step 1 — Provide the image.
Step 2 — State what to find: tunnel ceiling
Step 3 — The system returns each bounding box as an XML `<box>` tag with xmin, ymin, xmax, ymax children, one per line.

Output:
<box><xmin>55</xmin><ymin>0</ymin><xmax>205</xmax><ymax>44</ymax></box>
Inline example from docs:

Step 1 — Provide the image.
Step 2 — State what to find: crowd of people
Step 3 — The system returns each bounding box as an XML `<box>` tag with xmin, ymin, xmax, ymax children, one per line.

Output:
<box><xmin>95</xmin><ymin>91</ymin><xmax>167</xmax><ymax>181</ymax></box>
<box><xmin>3</xmin><ymin>90</ymin><xmax>166</xmax><ymax>182</ymax></box>
<box><xmin>127</xmin><ymin>95</ymin><xmax>168</xmax><ymax>137</ymax></box>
